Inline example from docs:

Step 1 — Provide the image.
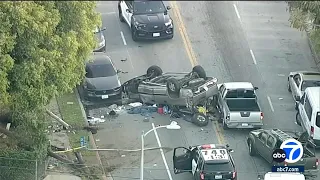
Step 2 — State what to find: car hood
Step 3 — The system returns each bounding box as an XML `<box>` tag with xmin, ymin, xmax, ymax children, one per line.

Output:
<box><xmin>86</xmin><ymin>76</ymin><xmax>120</xmax><ymax>90</ymax></box>
<box><xmin>134</xmin><ymin>13</ymin><xmax>170</xmax><ymax>24</ymax></box>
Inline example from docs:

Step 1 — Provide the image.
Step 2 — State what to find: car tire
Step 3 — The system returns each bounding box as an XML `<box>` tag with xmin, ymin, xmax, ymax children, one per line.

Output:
<box><xmin>131</xmin><ymin>27</ymin><xmax>138</xmax><ymax>42</ymax></box>
<box><xmin>295</xmin><ymin>111</ymin><xmax>302</xmax><ymax>126</ymax></box>
<box><xmin>192</xmin><ymin>113</ymin><xmax>209</xmax><ymax>127</ymax></box>
<box><xmin>248</xmin><ymin>139</ymin><xmax>256</xmax><ymax>156</ymax></box>
<box><xmin>192</xmin><ymin>65</ymin><xmax>206</xmax><ymax>79</ymax></box>
<box><xmin>167</xmin><ymin>78</ymin><xmax>181</xmax><ymax>98</ymax></box>
<box><xmin>147</xmin><ymin>65</ymin><xmax>163</xmax><ymax>78</ymax></box>
<box><xmin>118</xmin><ymin>8</ymin><xmax>125</xmax><ymax>22</ymax></box>
<box><xmin>223</xmin><ymin>120</ymin><xmax>229</xmax><ymax>130</ymax></box>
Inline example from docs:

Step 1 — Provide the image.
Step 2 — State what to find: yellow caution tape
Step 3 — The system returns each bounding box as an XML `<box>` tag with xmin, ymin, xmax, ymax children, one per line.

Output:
<box><xmin>53</xmin><ymin>146</ymin><xmax>85</xmax><ymax>153</ymax></box>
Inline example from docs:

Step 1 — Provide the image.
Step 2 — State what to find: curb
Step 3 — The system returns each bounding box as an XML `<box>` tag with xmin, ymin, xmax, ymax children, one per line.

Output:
<box><xmin>306</xmin><ymin>32</ymin><xmax>320</xmax><ymax>68</ymax></box>
<box><xmin>75</xmin><ymin>89</ymin><xmax>114</xmax><ymax>180</ymax></box>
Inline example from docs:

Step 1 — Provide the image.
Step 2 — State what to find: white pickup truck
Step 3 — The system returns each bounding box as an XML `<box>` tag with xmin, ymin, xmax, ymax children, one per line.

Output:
<box><xmin>217</xmin><ymin>82</ymin><xmax>264</xmax><ymax>129</ymax></box>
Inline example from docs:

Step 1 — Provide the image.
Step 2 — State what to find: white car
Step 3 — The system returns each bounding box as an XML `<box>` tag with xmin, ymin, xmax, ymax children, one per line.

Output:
<box><xmin>287</xmin><ymin>71</ymin><xmax>320</xmax><ymax>109</ymax></box>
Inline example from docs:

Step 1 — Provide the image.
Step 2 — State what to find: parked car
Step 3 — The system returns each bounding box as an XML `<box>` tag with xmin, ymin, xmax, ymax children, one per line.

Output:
<box><xmin>172</xmin><ymin>144</ymin><xmax>237</xmax><ymax>180</ymax></box>
<box><xmin>247</xmin><ymin>128</ymin><xmax>318</xmax><ymax>175</ymax></box>
<box><xmin>296</xmin><ymin>87</ymin><xmax>320</xmax><ymax>147</ymax></box>
<box><xmin>122</xmin><ymin>65</ymin><xmax>219</xmax><ymax>126</ymax></box>
<box><xmin>264</xmin><ymin>172</ymin><xmax>305</xmax><ymax>180</ymax></box>
<box><xmin>118</xmin><ymin>0</ymin><xmax>174</xmax><ymax>41</ymax></box>
<box><xmin>93</xmin><ymin>26</ymin><xmax>107</xmax><ymax>52</ymax></box>
<box><xmin>216</xmin><ymin>82</ymin><xmax>264</xmax><ymax>129</ymax></box>
<box><xmin>81</xmin><ymin>53</ymin><xmax>121</xmax><ymax>101</ymax></box>
<box><xmin>287</xmin><ymin>71</ymin><xmax>320</xmax><ymax>109</ymax></box>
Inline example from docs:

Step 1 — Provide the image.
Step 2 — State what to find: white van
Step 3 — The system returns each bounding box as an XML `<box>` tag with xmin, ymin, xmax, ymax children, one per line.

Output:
<box><xmin>264</xmin><ymin>172</ymin><xmax>305</xmax><ymax>180</ymax></box>
<box><xmin>296</xmin><ymin>87</ymin><xmax>320</xmax><ymax>146</ymax></box>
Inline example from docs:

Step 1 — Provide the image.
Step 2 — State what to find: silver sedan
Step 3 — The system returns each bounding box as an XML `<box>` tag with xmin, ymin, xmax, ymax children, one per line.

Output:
<box><xmin>287</xmin><ymin>71</ymin><xmax>320</xmax><ymax>109</ymax></box>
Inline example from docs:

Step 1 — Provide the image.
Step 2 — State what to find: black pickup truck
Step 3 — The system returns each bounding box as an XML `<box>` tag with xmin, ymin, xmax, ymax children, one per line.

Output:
<box><xmin>247</xmin><ymin>128</ymin><xmax>319</xmax><ymax>175</ymax></box>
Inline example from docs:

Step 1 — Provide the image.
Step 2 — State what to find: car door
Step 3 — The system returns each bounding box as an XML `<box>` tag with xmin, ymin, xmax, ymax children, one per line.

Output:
<box><xmin>173</xmin><ymin>147</ymin><xmax>192</xmax><ymax>174</ymax></box>
<box><xmin>255</xmin><ymin>132</ymin><xmax>268</xmax><ymax>158</ymax></box>
<box><xmin>121</xmin><ymin>1</ymin><xmax>133</xmax><ymax>25</ymax></box>
<box><xmin>291</xmin><ymin>74</ymin><xmax>302</xmax><ymax>99</ymax></box>
<box><xmin>191</xmin><ymin>150</ymin><xmax>200</xmax><ymax>176</ymax></box>
<box><xmin>265</xmin><ymin>135</ymin><xmax>277</xmax><ymax>163</ymax></box>
<box><xmin>217</xmin><ymin>84</ymin><xmax>227</xmax><ymax>115</ymax></box>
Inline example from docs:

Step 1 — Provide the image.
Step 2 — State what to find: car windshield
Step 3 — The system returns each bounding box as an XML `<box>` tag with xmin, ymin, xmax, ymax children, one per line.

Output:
<box><xmin>301</xmin><ymin>80</ymin><xmax>320</xmax><ymax>91</ymax></box>
<box><xmin>85</xmin><ymin>63</ymin><xmax>116</xmax><ymax>78</ymax></box>
<box><xmin>204</xmin><ymin>162</ymin><xmax>233</xmax><ymax>172</ymax></box>
<box><xmin>133</xmin><ymin>1</ymin><xmax>165</xmax><ymax>14</ymax></box>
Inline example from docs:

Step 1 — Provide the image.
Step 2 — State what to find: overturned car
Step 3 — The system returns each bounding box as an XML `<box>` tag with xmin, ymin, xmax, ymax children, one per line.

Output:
<box><xmin>122</xmin><ymin>65</ymin><xmax>219</xmax><ymax>126</ymax></box>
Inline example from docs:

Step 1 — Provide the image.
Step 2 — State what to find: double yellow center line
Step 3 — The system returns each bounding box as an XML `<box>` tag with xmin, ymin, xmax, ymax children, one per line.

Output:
<box><xmin>169</xmin><ymin>1</ymin><xmax>226</xmax><ymax>144</ymax></box>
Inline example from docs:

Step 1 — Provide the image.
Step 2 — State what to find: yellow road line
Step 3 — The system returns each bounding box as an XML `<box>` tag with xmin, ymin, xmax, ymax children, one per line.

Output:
<box><xmin>170</xmin><ymin>1</ymin><xmax>226</xmax><ymax>144</ymax></box>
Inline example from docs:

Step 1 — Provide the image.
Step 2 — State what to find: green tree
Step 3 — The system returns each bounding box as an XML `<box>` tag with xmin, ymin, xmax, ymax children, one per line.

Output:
<box><xmin>288</xmin><ymin>1</ymin><xmax>320</xmax><ymax>53</ymax></box>
<box><xmin>0</xmin><ymin>1</ymin><xmax>100</xmax><ymax>127</ymax></box>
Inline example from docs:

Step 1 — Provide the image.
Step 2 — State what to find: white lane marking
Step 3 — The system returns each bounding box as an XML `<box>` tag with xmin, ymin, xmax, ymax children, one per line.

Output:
<box><xmin>152</xmin><ymin>123</ymin><xmax>173</xmax><ymax>180</ymax></box>
<box><xmin>233</xmin><ymin>4</ymin><xmax>241</xmax><ymax>20</ymax></box>
<box><xmin>267</xmin><ymin>96</ymin><xmax>275</xmax><ymax>112</ymax></box>
<box><xmin>120</xmin><ymin>31</ymin><xmax>127</xmax><ymax>46</ymax></box>
<box><xmin>101</xmin><ymin>12</ymin><xmax>116</xmax><ymax>15</ymax></box>
<box><xmin>250</xmin><ymin>49</ymin><xmax>257</xmax><ymax>65</ymax></box>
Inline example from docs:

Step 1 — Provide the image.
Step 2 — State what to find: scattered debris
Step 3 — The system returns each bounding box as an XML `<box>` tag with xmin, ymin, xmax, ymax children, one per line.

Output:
<box><xmin>101</xmin><ymin>115</ymin><xmax>104</xmax><ymax>119</ymax></box>
<box><xmin>121</xmin><ymin>58</ymin><xmax>127</xmax><ymax>62</ymax></box>
<box><xmin>121</xmin><ymin>154</ymin><xmax>126</xmax><ymax>157</ymax></box>
<box><xmin>153</xmin><ymin>163</ymin><xmax>157</xmax><ymax>167</ymax></box>
<box><xmin>200</xmin><ymin>128</ymin><xmax>204</xmax><ymax>131</ymax></box>
<box><xmin>95</xmin><ymin>139</ymin><xmax>100</xmax><ymax>142</ymax></box>
<box><xmin>87</xmin><ymin>116</ymin><xmax>106</xmax><ymax>125</ymax></box>
<box><xmin>128</xmin><ymin>102</ymin><xmax>143</xmax><ymax>107</ymax></box>
<box><xmin>279</xmin><ymin>97</ymin><xmax>283</xmax><ymax>100</ymax></box>
<box><xmin>66</xmin><ymin>102</ymin><xmax>74</xmax><ymax>105</ymax></box>
<box><xmin>127</xmin><ymin>105</ymin><xmax>157</xmax><ymax>117</ymax></box>
<box><xmin>143</xmin><ymin>117</ymin><xmax>150</xmax><ymax>122</ymax></box>
<box><xmin>109</xmin><ymin>110</ymin><xmax>116</xmax><ymax>116</ymax></box>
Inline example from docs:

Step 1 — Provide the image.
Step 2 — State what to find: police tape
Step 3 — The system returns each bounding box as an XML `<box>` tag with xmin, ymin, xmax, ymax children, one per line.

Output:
<box><xmin>53</xmin><ymin>146</ymin><xmax>86</xmax><ymax>153</ymax></box>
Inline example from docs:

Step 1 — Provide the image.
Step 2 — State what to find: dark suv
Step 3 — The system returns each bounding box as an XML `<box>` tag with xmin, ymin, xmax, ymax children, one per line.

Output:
<box><xmin>173</xmin><ymin>144</ymin><xmax>237</xmax><ymax>180</ymax></box>
<box><xmin>118</xmin><ymin>0</ymin><xmax>174</xmax><ymax>41</ymax></box>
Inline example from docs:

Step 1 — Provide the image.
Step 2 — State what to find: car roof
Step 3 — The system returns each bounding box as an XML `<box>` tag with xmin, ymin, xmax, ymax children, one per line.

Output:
<box><xmin>223</xmin><ymin>82</ymin><xmax>254</xmax><ymax>90</ymax></box>
<box><xmin>297</xmin><ymin>71</ymin><xmax>320</xmax><ymax>81</ymax></box>
<box><xmin>197</xmin><ymin>144</ymin><xmax>230</xmax><ymax>163</ymax></box>
<box><xmin>87</xmin><ymin>53</ymin><xmax>112</xmax><ymax>65</ymax></box>
<box><xmin>305</xmin><ymin>87</ymin><xmax>320</xmax><ymax>109</ymax></box>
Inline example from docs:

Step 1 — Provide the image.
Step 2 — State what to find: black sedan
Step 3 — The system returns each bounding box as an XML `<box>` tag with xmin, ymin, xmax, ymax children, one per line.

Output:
<box><xmin>81</xmin><ymin>53</ymin><xmax>122</xmax><ymax>101</ymax></box>
<box><xmin>118</xmin><ymin>0</ymin><xmax>174</xmax><ymax>41</ymax></box>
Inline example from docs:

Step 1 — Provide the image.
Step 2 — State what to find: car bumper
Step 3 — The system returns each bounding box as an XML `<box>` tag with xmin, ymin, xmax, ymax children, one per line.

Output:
<box><xmin>93</xmin><ymin>44</ymin><xmax>106</xmax><ymax>52</ymax></box>
<box><xmin>226</xmin><ymin>122</ymin><xmax>263</xmax><ymax>129</ymax></box>
<box><xmin>84</xmin><ymin>90</ymin><xmax>122</xmax><ymax>102</ymax></box>
<box><xmin>134</xmin><ymin>27</ymin><xmax>174</xmax><ymax>40</ymax></box>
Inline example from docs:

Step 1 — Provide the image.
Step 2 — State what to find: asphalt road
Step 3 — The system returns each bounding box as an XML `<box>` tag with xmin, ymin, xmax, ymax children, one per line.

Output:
<box><xmin>92</xmin><ymin>1</ymin><xmax>319</xmax><ymax>180</ymax></box>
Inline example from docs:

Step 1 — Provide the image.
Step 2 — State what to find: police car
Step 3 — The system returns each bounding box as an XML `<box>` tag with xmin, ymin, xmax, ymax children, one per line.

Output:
<box><xmin>173</xmin><ymin>144</ymin><xmax>237</xmax><ymax>180</ymax></box>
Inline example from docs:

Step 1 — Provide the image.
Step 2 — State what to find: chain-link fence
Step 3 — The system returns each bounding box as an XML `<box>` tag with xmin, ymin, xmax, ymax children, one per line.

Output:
<box><xmin>0</xmin><ymin>156</ymin><xmax>48</xmax><ymax>180</ymax></box>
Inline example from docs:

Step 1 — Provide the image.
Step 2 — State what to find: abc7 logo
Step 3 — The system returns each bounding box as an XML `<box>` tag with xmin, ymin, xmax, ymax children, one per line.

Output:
<box><xmin>272</xmin><ymin>149</ymin><xmax>286</xmax><ymax>163</ymax></box>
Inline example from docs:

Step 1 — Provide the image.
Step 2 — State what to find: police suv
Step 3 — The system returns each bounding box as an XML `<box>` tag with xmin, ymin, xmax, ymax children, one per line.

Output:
<box><xmin>173</xmin><ymin>144</ymin><xmax>237</xmax><ymax>180</ymax></box>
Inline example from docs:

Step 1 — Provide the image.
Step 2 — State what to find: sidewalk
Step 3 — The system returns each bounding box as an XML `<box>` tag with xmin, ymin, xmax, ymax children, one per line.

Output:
<box><xmin>307</xmin><ymin>32</ymin><xmax>320</xmax><ymax>68</ymax></box>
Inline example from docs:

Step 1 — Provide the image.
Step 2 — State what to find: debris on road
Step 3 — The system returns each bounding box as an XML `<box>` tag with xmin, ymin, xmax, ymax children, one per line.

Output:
<box><xmin>127</xmin><ymin>105</ymin><xmax>157</xmax><ymax>117</ymax></box>
<box><xmin>128</xmin><ymin>102</ymin><xmax>142</xmax><ymax>107</ymax></box>
<box><xmin>87</xmin><ymin>116</ymin><xmax>106</xmax><ymax>125</ymax></box>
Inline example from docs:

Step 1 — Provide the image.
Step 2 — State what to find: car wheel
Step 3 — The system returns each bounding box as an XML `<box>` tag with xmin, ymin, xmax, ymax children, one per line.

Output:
<box><xmin>192</xmin><ymin>113</ymin><xmax>209</xmax><ymax>127</ymax></box>
<box><xmin>118</xmin><ymin>8</ymin><xmax>125</xmax><ymax>22</ymax></box>
<box><xmin>295</xmin><ymin>111</ymin><xmax>302</xmax><ymax>126</ymax></box>
<box><xmin>147</xmin><ymin>65</ymin><xmax>163</xmax><ymax>78</ymax></box>
<box><xmin>287</xmin><ymin>81</ymin><xmax>291</xmax><ymax>92</ymax></box>
<box><xmin>167</xmin><ymin>78</ymin><xmax>181</xmax><ymax>98</ymax></box>
<box><xmin>192</xmin><ymin>65</ymin><xmax>206</xmax><ymax>79</ymax></box>
<box><xmin>131</xmin><ymin>27</ymin><xmax>138</xmax><ymax>41</ymax></box>
<box><xmin>248</xmin><ymin>139</ymin><xmax>256</xmax><ymax>156</ymax></box>
<box><xmin>222</xmin><ymin>120</ymin><xmax>229</xmax><ymax>130</ymax></box>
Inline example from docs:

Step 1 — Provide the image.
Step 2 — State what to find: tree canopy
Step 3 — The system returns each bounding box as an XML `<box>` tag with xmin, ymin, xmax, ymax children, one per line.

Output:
<box><xmin>288</xmin><ymin>1</ymin><xmax>320</xmax><ymax>53</ymax></box>
<box><xmin>0</xmin><ymin>1</ymin><xmax>100</xmax><ymax>147</ymax></box>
